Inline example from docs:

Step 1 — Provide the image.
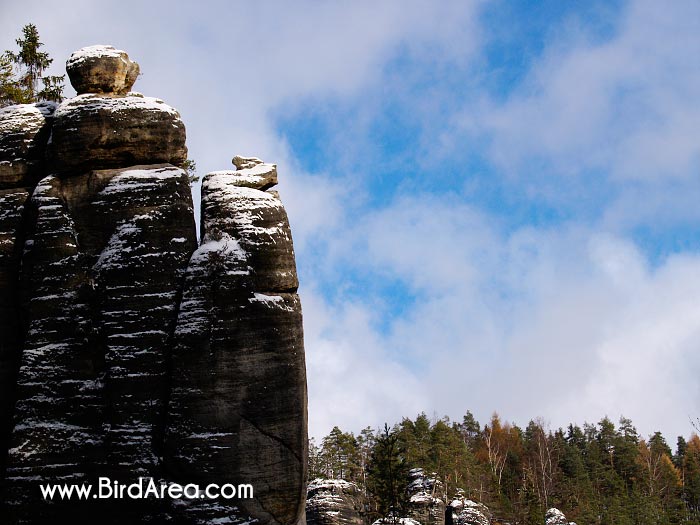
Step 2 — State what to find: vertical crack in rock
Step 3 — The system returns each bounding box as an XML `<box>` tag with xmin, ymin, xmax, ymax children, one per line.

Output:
<box><xmin>0</xmin><ymin>46</ymin><xmax>307</xmax><ymax>525</ymax></box>
<box><xmin>0</xmin><ymin>188</ymin><xmax>32</xmax><ymax>496</ymax></box>
<box><xmin>5</xmin><ymin>176</ymin><xmax>105</xmax><ymax>519</ymax></box>
<box><xmin>165</xmin><ymin>158</ymin><xmax>307</xmax><ymax>525</ymax></box>
<box><xmin>0</xmin><ymin>101</ymin><xmax>57</xmax><ymax>504</ymax></box>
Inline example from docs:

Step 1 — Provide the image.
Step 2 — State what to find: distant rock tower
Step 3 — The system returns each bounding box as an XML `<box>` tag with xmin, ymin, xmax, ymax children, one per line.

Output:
<box><xmin>0</xmin><ymin>45</ymin><xmax>307</xmax><ymax>524</ymax></box>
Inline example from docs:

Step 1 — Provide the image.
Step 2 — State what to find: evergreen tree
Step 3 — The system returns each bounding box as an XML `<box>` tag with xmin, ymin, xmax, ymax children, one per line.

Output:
<box><xmin>312</xmin><ymin>412</ymin><xmax>700</xmax><ymax>524</ymax></box>
<box><xmin>320</xmin><ymin>426</ymin><xmax>360</xmax><ymax>481</ymax></box>
<box><xmin>367</xmin><ymin>424</ymin><xmax>410</xmax><ymax>521</ymax></box>
<box><xmin>674</xmin><ymin>436</ymin><xmax>687</xmax><ymax>470</ymax></box>
<box><xmin>308</xmin><ymin>437</ymin><xmax>324</xmax><ymax>480</ymax></box>
<box><xmin>357</xmin><ymin>426</ymin><xmax>376</xmax><ymax>491</ymax></box>
<box><xmin>458</xmin><ymin>411</ymin><xmax>481</xmax><ymax>448</ymax></box>
<box><xmin>1</xmin><ymin>23</ymin><xmax>64</xmax><ymax>106</ymax></box>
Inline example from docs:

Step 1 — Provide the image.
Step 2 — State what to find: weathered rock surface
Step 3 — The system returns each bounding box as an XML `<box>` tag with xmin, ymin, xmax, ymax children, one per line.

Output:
<box><xmin>306</xmin><ymin>478</ymin><xmax>368</xmax><ymax>525</ymax></box>
<box><xmin>407</xmin><ymin>468</ymin><xmax>445</xmax><ymax>525</ymax></box>
<box><xmin>449</xmin><ymin>498</ymin><xmax>490</xmax><ymax>525</ymax></box>
<box><xmin>164</xmin><ymin>162</ymin><xmax>307</xmax><ymax>525</ymax></box>
<box><xmin>545</xmin><ymin>507</ymin><xmax>576</xmax><ymax>525</ymax></box>
<box><xmin>228</xmin><ymin>155</ymin><xmax>279</xmax><ymax>189</ymax></box>
<box><xmin>0</xmin><ymin>103</ymin><xmax>55</xmax><ymax>189</ymax></box>
<box><xmin>67</xmin><ymin>45</ymin><xmax>140</xmax><ymax>95</ymax></box>
<box><xmin>3</xmin><ymin>165</ymin><xmax>197</xmax><ymax>521</ymax></box>
<box><xmin>48</xmin><ymin>93</ymin><xmax>187</xmax><ymax>173</ymax></box>
<box><xmin>372</xmin><ymin>518</ymin><xmax>421</xmax><ymax>525</ymax></box>
<box><xmin>0</xmin><ymin>45</ymin><xmax>307</xmax><ymax>525</ymax></box>
<box><xmin>0</xmin><ymin>188</ymin><xmax>30</xmax><ymax>492</ymax></box>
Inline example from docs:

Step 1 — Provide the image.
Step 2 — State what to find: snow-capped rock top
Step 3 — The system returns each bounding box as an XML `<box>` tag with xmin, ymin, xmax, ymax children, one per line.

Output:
<box><xmin>0</xmin><ymin>102</ymin><xmax>56</xmax><ymax>188</ymax></box>
<box><xmin>66</xmin><ymin>45</ymin><xmax>140</xmax><ymax>95</ymax></box>
<box><xmin>307</xmin><ymin>478</ymin><xmax>360</xmax><ymax>493</ymax></box>
<box><xmin>207</xmin><ymin>155</ymin><xmax>279</xmax><ymax>190</ymax></box>
<box><xmin>372</xmin><ymin>518</ymin><xmax>422</xmax><ymax>525</ymax></box>
<box><xmin>448</xmin><ymin>497</ymin><xmax>491</xmax><ymax>525</ymax></box>
<box><xmin>546</xmin><ymin>507</ymin><xmax>576</xmax><ymax>525</ymax></box>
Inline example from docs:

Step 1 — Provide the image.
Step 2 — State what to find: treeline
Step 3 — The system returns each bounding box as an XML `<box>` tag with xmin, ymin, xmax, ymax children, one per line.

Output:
<box><xmin>308</xmin><ymin>412</ymin><xmax>700</xmax><ymax>525</ymax></box>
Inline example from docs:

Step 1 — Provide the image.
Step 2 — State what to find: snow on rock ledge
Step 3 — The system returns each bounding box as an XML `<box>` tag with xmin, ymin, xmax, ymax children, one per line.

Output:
<box><xmin>407</xmin><ymin>468</ymin><xmax>445</xmax><ymax>525</ymax></box>
<box><xmin>306</xmin><ymin>478</ymin><xmax>368</xmax><ymax>525</ymax></box>
<box><xmin>66</xmin><ymin>44</ymin><xmax>140</xmax><ymax>95</ymax></box>
<box><xmin>449</xmin><ymin>497</ymin><xmax>491</xmax><ymax>525</ymax></box>
<box><xmin>0</xmin><ymin>102</ymin><xmax>56</xmax><ymax>189</ymax></box>
<box><xmin>372</xmin><ymin>518</ymin><xmax>422</xmax><ymax>525</ymax></box>
<box><xmin>164</xmin><ymin>156</ymin><xmax>306</xmax><ymax>525</ymax></box>
<box><xmin>545</xmin><ymin>507</ymin><xmax>577</xmax><ymax>525</ymax></box>
<box><xmin>48</xmin><ymin>93</ymin><xmax>186</xmax><ymax>173</ymax></box>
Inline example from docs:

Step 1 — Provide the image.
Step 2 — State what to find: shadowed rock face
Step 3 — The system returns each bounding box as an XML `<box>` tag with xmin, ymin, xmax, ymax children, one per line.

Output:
<box><xmin>306</xmin><ymin>479</ymin><xmax>368</xmax><ymax>525</ymax></box>
<box><xmin>3</xmin><ymin>166</ymin><xmax>197</xmax><ymax>522</ymax></box>
<box><xmin>0</xmin><ymin>46</ymin><xmax>307</xmax><ymax>525</ymax></box>
<box><xmin>0</xmin><ymin>103</ymin><xmax>55</xmax><ymax>189</ymax></box>
<box><xmin>0</xmin><ymin>188</ymin><xmax>31</xmax><ymax>488</ymax></box>
<box><xmin>163</xmin><ymin>162</ymin><xmax>307</xmax><ymax>525</ymax></box>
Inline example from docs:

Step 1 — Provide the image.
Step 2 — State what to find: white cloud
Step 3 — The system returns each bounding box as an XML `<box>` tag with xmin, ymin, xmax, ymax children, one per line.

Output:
<box><xmin>318</xmin><ymin>195</ymin><xmax>700</xmax><ymax>439</ymax></box>
<box><xmin>302</xmin><ymin>287</ymin><xmax>426</xmax><ymax>439</ymax></box>
<box><xmin>456</xmin><ymin>0</ymin><xmax>700</xmax><ymax>184</ymax></box>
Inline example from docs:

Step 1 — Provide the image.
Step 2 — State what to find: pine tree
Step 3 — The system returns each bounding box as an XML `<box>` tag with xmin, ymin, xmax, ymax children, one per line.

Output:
<box><xmin>367</xmin><ymin>424</ymin><xmax>409</xmax><ymax>521</ymax></box>
<box><xmin>1</xmin><ymin>23</ymin><xmax>64</xmax><ymax>106</ymax></box>
<box><xmin>320</xmin><ymin>426</ymin><xmax>360</xmax><ymax>481</ymax></box>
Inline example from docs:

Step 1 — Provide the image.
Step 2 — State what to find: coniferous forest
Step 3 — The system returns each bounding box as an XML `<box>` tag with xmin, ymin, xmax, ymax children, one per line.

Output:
<box><xmin>309</xmin><ymin>413</ymin><xmax>700</xmax><ymax>525</ymax></box>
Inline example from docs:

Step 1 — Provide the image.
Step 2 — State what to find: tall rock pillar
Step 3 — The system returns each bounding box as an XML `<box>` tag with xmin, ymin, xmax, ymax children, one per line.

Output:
<box><xmin>165</xmin><ymin>156</ymin><xmax>308</xmax><ymax>525</ymax></box>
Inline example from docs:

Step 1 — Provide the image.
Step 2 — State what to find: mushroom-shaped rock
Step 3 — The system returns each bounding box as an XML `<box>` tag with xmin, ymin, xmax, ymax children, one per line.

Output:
<box><xmin>48</xmin><ymin>93</ymin><xmax>187</xmax><ymax>173</ymax></box>
<box><xmin>0</xmin><ymin>102</ymin><xmax>55</xmax><ymax>189</ymax></box>
<box><xmin>66</xmin><ymin>45</ymin><xmax>140</xmax><ymax>95</ymax></box>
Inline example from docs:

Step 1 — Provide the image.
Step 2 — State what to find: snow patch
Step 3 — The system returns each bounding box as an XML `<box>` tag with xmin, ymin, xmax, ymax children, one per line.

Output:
<box><xmin>66</xmin><ymin>45</ymin><xmax>129</xmax><ymax>67</ymax></box>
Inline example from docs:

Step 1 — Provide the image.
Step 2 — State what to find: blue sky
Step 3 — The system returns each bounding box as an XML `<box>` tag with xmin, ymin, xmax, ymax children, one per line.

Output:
<box><xmin>2</xmin><ymin>0</ymin><xmax>699</xmax><ymax>441</ymax></box>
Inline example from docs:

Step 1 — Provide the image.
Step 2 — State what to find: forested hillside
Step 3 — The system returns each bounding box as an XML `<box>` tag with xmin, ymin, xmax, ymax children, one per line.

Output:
<box><xmin>309</xmin><ymin>413</ymin><xmax>700</xmax><ymax>524</ymax></box>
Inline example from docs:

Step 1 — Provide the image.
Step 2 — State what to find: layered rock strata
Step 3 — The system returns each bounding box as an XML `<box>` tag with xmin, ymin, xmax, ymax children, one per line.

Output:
<box><xmin>406</xmin><ymin>468</ymin><xmax>445</xmax><ymax>525</ymax></box>
<box><xmin>48</xmin><ymin>93</ymin><xmax>187</xmax><ymax>173</ymax></box>
<box><xmin>0</xmin><ymin>45</ymin><xmax>307</xmax><ymax>525</ymax></box>
<box><xmin>0</xmin><ymin>103</ymin><xmax>55</xmax><ymax>189</ymax></box>
<box><xmin>306</xmin><ymin>479</ymin><xmax>368</xmax><ymax>525</ymax></box>
<box><xmin>545</xmin><ymin>507</ymin><xmax>577</xmax><ymax>525</ymax></box>
<box><xmin>163</xmin><ymin>156</ymin><xmax>307</xmax><ymax>524</ymax></box>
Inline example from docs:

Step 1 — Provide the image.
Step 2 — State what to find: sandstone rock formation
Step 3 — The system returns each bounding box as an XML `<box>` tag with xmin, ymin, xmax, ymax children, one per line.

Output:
<box><xmin>406</xmin><ymin>469</ymin><xmax>445</xmax><ymax>525</ymax></box>
<box><xmin>163</xmin><ymin>159</ymin><xmax>307</xmax><ymax>524</ymax></box>
<box><xmin>372</xmin><ymin>518</ymin><xmax>421</xmax><ymax>525</ymax></box>
<box><xmin>66</xmin><ymin>45</ymin><xmax>140</xmax><ymax>95</ymax></box>
<box><xmin>48</xmin><ymin>93</ymin><xmax>187</xmax><ymax>173</ymax></box>
<box><xmin>448</xmin><ymin>498</ymin><xmax>490</xmax><ymax>525</ymax></box>
<box><xmin>306</xmin><ymin>479</ymin><xmax>368</xmax><ymax>525</ymax></box>
<box><xmin>0</xmin><ymin>45</ymin><xmax>307</xmax><ymax>525</ymax></box>
<box><xmin>545</xmin><ymin>507</ymin><xmax>576</xmax><ymax>525</ymax></box>
<box><xmin>0</xmin><ymin>102</ymin><xmax>55</xmax><ymax>189</ymax></box>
